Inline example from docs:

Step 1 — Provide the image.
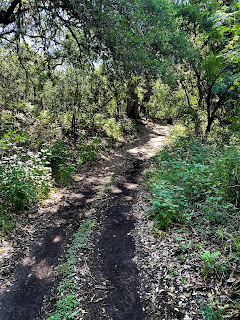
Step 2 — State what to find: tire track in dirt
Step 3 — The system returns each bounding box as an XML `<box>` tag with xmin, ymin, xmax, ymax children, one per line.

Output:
<box><xmin>98</xmin><ymin>158</ymin><xmax>145</xmax><ymax>319</ymax></box>
<box><xmin>0</xmin><ymin>121</ymin><xmax>170</xmax><ymax>320</ymax></box>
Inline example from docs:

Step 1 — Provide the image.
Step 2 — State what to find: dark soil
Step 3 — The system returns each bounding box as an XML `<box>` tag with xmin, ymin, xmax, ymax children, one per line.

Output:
<box><xmin>0</xmin><ymin>226</ymin><xmax>67</xmax><ymax>319</ymax></box>
<box><xmin>0</xmin><ymin>189</ymin><xmax>95</xmax><ymax>320</ymax></box>
<box><xmin>97</xmin><ymin>159</ymin><xmax>145</xmax><ymax>320</ymax></box>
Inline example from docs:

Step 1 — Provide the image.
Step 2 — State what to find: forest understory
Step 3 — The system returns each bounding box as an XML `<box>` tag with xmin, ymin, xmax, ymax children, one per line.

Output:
<box><xmin>0</xmin><ymin>121</ymin><xmax>239</xmax><ymax>320</ymax></box>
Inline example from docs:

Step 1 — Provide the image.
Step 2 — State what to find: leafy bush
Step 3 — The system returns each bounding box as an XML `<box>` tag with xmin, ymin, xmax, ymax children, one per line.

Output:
<box><xmin>0</xmin><ymin>147</ymin><xmax>52</xmax><ymax>234</ymax></box>
<box><xmin>55</xmin><ymin>163</ymin><xmax>76</xmax><ymax>185</ymax></box>
<box><xmin>0</xmin><ymin>130</ymin><xmax>30</xmax><ymax>157</ymax></box>
<box><xmin>0</xmin><ymin>149</ymin><xmax>51</xmax><ymax>209</ymax></box>
<box><xmin>77</xmin><ymin>138</ymin><xmax>99</xmax><ymax>164</ymax></box>
<box><xmin>0</xmin><ymin>110</ymin><xmax>15</xmax><ymax>134</ymax></box>
<box><xmin>147</xmin><ymin>134</ymin><xmax>240</xmax><ymax>230</ymax></box>
<box><xmin>149</xmin><ymin>181</ymin><xmax>189</xmax><ymax>229</ymax></box>
<box><xmin>94</xmin><ymin>114</ymin><xmax>123</xmax><ymax>140</ymax></box>
<box><xmin>46</xmin><ymin>140</ymin><xmax>76</xmax><ymax>185</ymax></box>
<box><xmin>197</xmin><ymin>249</ymin><xmax>229</xmax><ymax>279</ymax></box>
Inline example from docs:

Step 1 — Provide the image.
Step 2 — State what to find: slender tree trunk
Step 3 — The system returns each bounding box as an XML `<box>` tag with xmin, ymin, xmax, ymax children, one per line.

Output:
<box><xmin>205</xmin><ymin>116</ymin><xmax>215</xmax><ymax>133</ymax></box>
<box><xmin>71</xmin><ymin>112</ymin><xmax>77</xmax><ymax>146</ymax></box>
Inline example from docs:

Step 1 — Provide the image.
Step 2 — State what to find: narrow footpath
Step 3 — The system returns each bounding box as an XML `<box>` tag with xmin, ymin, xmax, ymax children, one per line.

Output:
<box><xmin>0</xmin><ymin>121</ymin><xmax>171</xmax><ymax>320</ymax></box>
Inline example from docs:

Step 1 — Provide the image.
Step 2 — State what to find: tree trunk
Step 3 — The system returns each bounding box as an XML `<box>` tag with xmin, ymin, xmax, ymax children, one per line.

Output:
<box><xmin>126</xmin><ymin>81</ymin><xmax>139</xmax><ymax>119</ymax></box>
<box><xmin>205</xmin><ymin>115</ymin><xmax>215</xmax><ymax>134</ymax></box>
<box><xmin>126</xmin><ymin>97</ymin><xmax>139</xmax><ymax>119</ymax></box>
<box><xmin>71</xmin><ymin>113</ymin><xmax>77</xmax><ymax>146</ymax></box>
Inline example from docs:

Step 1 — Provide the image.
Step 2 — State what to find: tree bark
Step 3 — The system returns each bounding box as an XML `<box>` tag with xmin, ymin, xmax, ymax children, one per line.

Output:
<box><xmin>71</xmin><ymin>113</ymin><xmax>77</xmax><ymax>146</ymax></box>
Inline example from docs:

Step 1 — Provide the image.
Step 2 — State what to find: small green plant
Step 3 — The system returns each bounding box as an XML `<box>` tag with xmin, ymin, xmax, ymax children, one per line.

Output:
<box><xmin>47</xmin><ymin>141</ymin><xmax>76</xmax><ymax>185</ymax></box>
<box><xmin>198</xmin><ymin>249</ymin><xmax>228</xmax><ymax>278</ymax></box>
<box><xmin>77</xmin><ymin>138</ymin><xmax>99</xmax><ymax>164</ymax></box>
<box><xmin>149</xmin><ymin>182</ymin><xmax>189</xmax><ymax>230</ymax></box>
<box><xmin>177</xmin><ymin>237</ymin><xmax>192</xmax><ymax>252</ymax></box>
<box><xmin>199</xmin><ymin>297</ymin><xmax>225</xmax><ymax>320</ymax></box>
<box><xmin>165</xmin><ymin>266</ymin><xmax>179</xmax><ymax>278</ymax></box>
<box><xmin>55</xmin><ymin>163</ymin><xmax>76</xmax><ymax>185</ymax></box>
<box><xmin>180</xmin><ymin>277</ymin><xmax>188</xmax><ymax>285</ymax></box>
<box><xmin>0</xmin><ymin>148</ymin><xmax>52</xmax><ymax>234</ymax></box>
<box><xmin>225</xmin><ymin>232</ymin><xmax>240</xmax><ymax>254</ymax></box>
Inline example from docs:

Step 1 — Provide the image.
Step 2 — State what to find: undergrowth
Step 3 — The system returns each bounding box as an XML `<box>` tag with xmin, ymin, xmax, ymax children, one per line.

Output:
<box><xmin>0</xmin><ymin>108</ymin><xmax>136</xmax><ymax>236</ymax></box>
<box><xmin>146</xmin><ymin>126</ymin><xmax>240</xmax><ymax>319</ymax></box>
<box><xmin>147</xmin><ymin>133</ymin><xmax>239</xmax><ymax>231</ymax></box>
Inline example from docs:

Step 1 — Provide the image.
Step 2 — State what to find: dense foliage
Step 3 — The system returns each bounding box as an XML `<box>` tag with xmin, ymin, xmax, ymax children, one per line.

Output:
<box><xmin>148</xmin><ymin>127</ymin><xmax>240</xmax><ymax>231</ymax></box>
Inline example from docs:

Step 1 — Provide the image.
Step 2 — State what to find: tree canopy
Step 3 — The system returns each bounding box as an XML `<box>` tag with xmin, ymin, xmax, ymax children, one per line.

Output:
<box><xmin>0</xmin><ymin>0</ymin><xmax>239</xmax><ymax>125</ymax></box>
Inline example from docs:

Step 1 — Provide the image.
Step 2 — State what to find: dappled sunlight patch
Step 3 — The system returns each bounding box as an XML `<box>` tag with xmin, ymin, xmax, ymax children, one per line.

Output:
<box><xmin>22</xmin><ymin>256</ymin><xmax>53</xmax><ymax>279</ymax></box>
<box><xmin>68</xmin><ymin>193</ymin><xmax>85</xmax><ymax>200</ymax></box>
<box><xmin>86</xmin><ymin>198</ymin><xmax>96</xmax><ymax>204</ymax></box>
<box><xmin>123</xmin><ymin>182</ymin><xmax>138</xmax><ymax>190</ymax></box>
<box><xmin>52</xmin><ymin>235</ymin><xmax>62</xmax><ymax>243</ymax></box>
<box><xmin>73</xmin><ymin>174</ymin><xmax>86</xmax><ymax>182</ymax></box>
<box><xmin>123</xmin><ymin>211</ymin><xmax>134</xmax><ymax>218</ymax></box>
<box><xmin>108</xmin><ymin>186</ymin><xmax>123</xmax><ymax>194</ymax></box>
<box><xmin>43</xmin><ymin>189</ymin><xmax>64</xmax><ymax>205</ymax></box>
<box><xmin>22</xmin><ymin>256</ymin><xmax>36</xmax><ymax>267</ymax></box>
<box><xmin>123</xmin><ymin>195</ymin><xmax>134</xmax><ymax>201</ymax></box>
<box><xmin>33</xmin><ymin>259</ymin><xmax>53</xmax><ymax>279</ymax></box>
<box><xmin>127</xmin><ymin>125</ymin><xmax>170</xmax><ymax>160</ymax></box>
<box><xmin>0</xmin><ymin>241</ymin><xmax>14</xmax><ymax>262</ymax></box>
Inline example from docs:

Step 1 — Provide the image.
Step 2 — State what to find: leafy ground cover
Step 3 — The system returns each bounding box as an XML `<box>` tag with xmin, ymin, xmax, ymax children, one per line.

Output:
<box><xmin>146</xmin><ymin>126</ymin><xmax>240</xmax><ymax>319</ymax></box>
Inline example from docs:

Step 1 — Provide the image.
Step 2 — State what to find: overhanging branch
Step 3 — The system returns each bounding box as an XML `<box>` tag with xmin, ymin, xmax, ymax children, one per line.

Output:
<box><xmin>0</xmin><ymin>0</ymin><xmax>21</xmax><ymax>25</ymax></box>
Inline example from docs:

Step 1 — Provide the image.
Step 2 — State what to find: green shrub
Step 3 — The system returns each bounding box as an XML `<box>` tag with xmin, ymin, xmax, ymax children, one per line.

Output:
<box><xmin>213</xmin><ymin>146</ymin><xmax>240</xmax><ymax>205</ymax></box>
<box><xmin>197</xmin><ymin>249</ymin><xmax>229</xmax><ymax>279</ymax></box>
<box><xmin>149</xmin><ymin>181</ymin><xmax>189</xmax><ymax>229</ymax></box>
<box><xmin>0</xmin><ymin>110</ymin><xmax>15</xmax><ymax>134</ymax></box>
<box><xmin>147</xmin><ymin>134</ymin><xmax>240</xmax><ymax>230</ymax></box>
<box><xmin>0</xmin><ymin>148</ymin><xmax>51</xmax><ymax>209</ymax></box>
<box><xmin>77</xmin><ymin>138</ymin><xmax>99</xmax><ymax>164</ymax></box>
<box><xmin>0</xmin><ymin>147</ymin><xmax>52</xmax><ymax>234</ymax></box>
<box><xmin>55</xmin><ymin>163</ymin><xmax>76</xmax><ymax>185</ymax></box>
<box><xmin>0</xmin><ymin>130</ymin><xmax>30</xmax><ymax>157</ymax></box>
<box><xmin>47</xmin><ymin>140</ymin><xmax>76</xmax><ymax>185</ymax></box>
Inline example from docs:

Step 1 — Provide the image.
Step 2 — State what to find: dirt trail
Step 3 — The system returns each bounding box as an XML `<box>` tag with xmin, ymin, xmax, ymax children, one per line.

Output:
<box><xmin>0</xmin><ymin>121</ymin><xmax>170</xmax><ymax>320</ymax></box>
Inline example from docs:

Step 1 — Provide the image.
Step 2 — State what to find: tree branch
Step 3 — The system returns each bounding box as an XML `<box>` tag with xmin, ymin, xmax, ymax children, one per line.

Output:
<box><xmin>0</xmin><ymin>0</ymin><xmax>21</xmax><ymax>25</ymax></box>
